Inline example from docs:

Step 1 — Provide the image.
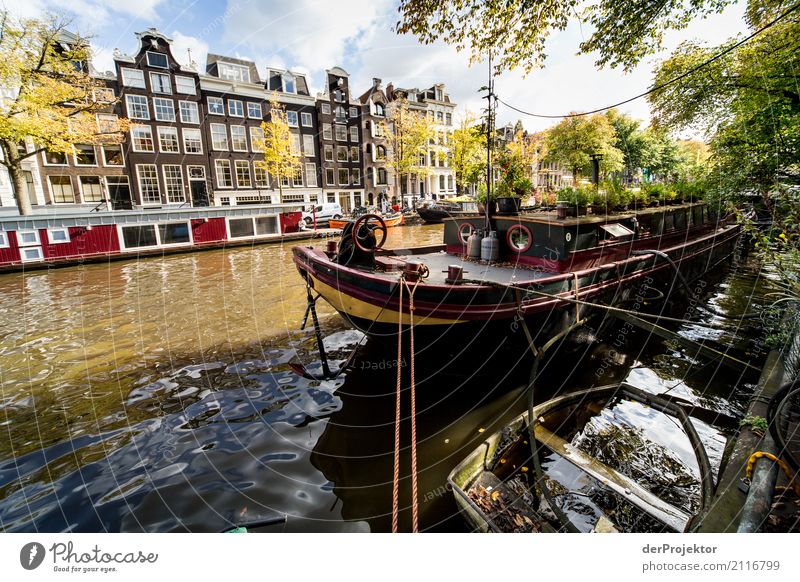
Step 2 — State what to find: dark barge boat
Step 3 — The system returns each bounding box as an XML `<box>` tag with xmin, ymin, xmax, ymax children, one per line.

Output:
<box><xmin>416</xmin><ymin>199</ymin><xmax>477</xmax><ymax>224</ymax></box>
<box><xmin>0</xmin><ymin>204</ymin><xmax>335</xmax><ymax>272</ymax></box>
<box><xmin>292</xmin><ymin>203</ymin><xmax>740</xmax><ymax>340</ymax></box>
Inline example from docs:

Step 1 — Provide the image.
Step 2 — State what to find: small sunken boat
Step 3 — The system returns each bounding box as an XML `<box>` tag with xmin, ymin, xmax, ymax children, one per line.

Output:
<box><xmin>328</xmin><ymin>212</ymin><xmax>404</xmax><ymax>230</ymax></box>
<box><xmin>292</xmin><ymin>202</ymin><xmax>740</xmax><ymax>341</ymax></box>
<box><xmin>448</xmin><ymin>383</ymin><xmax>721</xmax><ymax>533</ymax></box>
<box><xmin>416</xmin><ymin>197</ymin><xmax>478</xmax><ymax>224</ymax></box>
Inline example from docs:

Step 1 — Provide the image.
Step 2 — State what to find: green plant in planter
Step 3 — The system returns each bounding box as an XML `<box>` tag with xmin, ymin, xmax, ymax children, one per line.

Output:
<box><xmin>556</xmin><ymin>186</ymin><xmax>575</xmax><ymax>204</ymax></box>
<box><xmin>632</xmin><ymin>188</ymin><xmax>649</xmax><ymax>209</ymax></box>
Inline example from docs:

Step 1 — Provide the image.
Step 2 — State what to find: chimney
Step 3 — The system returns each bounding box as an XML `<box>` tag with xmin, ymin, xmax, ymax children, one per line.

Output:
<box><xmin>372</xmin><ymin>77</ymin><xmax>382</xmax><ymax>88</ymax></box>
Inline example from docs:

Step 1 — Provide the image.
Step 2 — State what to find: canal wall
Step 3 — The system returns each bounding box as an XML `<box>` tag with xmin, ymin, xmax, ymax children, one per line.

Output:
<box><xmin>697</xmin><ymin>325</ymin><xmax>798</xmax><ymax>532</ymax></box>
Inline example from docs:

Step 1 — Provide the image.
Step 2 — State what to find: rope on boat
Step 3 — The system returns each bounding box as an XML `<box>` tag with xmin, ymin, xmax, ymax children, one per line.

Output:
<box><xmin>745</xmin><ymin>452</ymin><xmax>800</xmax><ymax>497</ymax></box>
<box><xmin>391</xmin><ymin>276</ymin><xmax>421</xmax><ymax>533</ymax></box>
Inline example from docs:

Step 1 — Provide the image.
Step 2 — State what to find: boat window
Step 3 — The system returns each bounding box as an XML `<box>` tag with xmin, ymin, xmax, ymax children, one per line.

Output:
<box><xmin>229</xmin><ymin>218</ymin><xmax>255</xmax><ymax>238</ymax></box>
<box><xmin>121</xmin><ymin>225</ymin><xmax>158</xmax><ymax>248</ymax></box>
<box><xmin>506</xmin><ymin>225</ymin><xmax>533</xmax><ymax>253</ymax></box>
<box><xmin>255</xmin><ymin>216</ymin><xmax>279</xmax><ymax>235</ymax></box>
<box><xmin>158</xmin><ymin>222</ymin><xmax>191</xmax><ymax>245</ymax></box>
<box><xmin>458</xmin><ymin>222</ymin><xmax>475</xmax><ymax>243</ymax></box>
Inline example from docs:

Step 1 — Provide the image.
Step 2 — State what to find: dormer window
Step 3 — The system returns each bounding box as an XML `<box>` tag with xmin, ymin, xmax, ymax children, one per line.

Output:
<box><xmin>146</xmin><ymin>51</ymin><xmax>168</xmax><ymax>69</ymax></box>
<box><xmin>219</xmin><ymin>62</ymin><xmax>251</xmax><ymax>84</ymax></box>
<box><xmin>374</xmin><ymin>102</ymin><xmax>385</xmax><ymax>116</ymax></box>
<box><xmin>282</xmin><ymin>74</ymin><xmax>296</xmax><ymax>94</ymax></box>
<box><xmin>435</xmin><ymin>88</ymin><xmax>443</xmax><ymax>101</ymax></box>
<box><xmin>409</xmin><ymin>93</ymin><xmax>417</xmax><ymax>102</ymax></box>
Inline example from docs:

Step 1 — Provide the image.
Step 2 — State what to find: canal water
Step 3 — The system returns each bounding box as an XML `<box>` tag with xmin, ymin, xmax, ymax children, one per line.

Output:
<box><xmin>0</xmin><ymin>225</ymin><xmax>776</xmax><ymax>532</ymax></box>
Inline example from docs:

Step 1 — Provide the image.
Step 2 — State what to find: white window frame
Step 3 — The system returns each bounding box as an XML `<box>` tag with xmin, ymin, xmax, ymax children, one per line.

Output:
<box><xmin>228</xmin><ymin>99</ymin><xmax>244</xmax><ymax>118</ymax></box>
<box><xmin>153</xmin><ymin>97</ymin><xmax>176</xmax><ymax>122</ymax></box>
<box><xmin>182</xmin><ymin>128</ymin><xmax>203</xmax><ymax>154</ymax></box>
<box><xmin>179</xmin><ymin>100</ymin><xmax>199</xmax><ymax>124</ymax></box>
<box><xmin>303</xmin><ymin>134</ymin><xmax>315</xmax><ymax>157</ymax></box>
<box><xmin>121</xmin><ymin>68</ymin><xmax>145</xmax><ymax>88</ymax></box>
<box><xmin>0</xmin><ymin>231</ymin><xmax>8</xmax><ymax>248</ymax></box>
<box><xmin>157</xmin><ymin>126</ymin><xmax>180</xmax><ymax>153</ymax></box>
<box><xmin>305</xmin><ymin>163</ymin><xmax>317</xmax><ymax>187</ymax></box>
<box><xmin>323</xmin><ymin>124</ymin><xmax>332</xmax><ymax>140</ymax></box>
<box><xmin>136</xmin><ymin>164</ymin><xmax>162</xmax><ymax>205</ymax></box>
<box><xmin>46</xmin><ymin>227</ymin><xmax>71</xmax><ymax>244</ymax></box>
<box><xmin>149</xmin><ymin>71</ymin><xmax>172</xmax><ymax>94</ymax></box>
<box><xmin>325</xmin><ymin>168</ymin><xmax>335</xmax><ymax>186</ymax></box>
<box><xmin>146</xmin><ymin>51</ymin><xmax>169</xmax><ymax>68</ymax></box>
<box><xmin>78</xmin><ymin>176</ymin><xmax>104</xmax><ymax>203</ymax></box>
<box><xmin>42</xmin><ymin>151</ymin><xmax>67</xmax><ymax>166</ymax></box>
<box><xmin>207</xmin><ymin>96</ymin><xmax>225</xmax><ymax>115</ymax></box>
<box><xmin>300</xmin><ymin>112</ymin><xmax>313</xmax><ymax>127</ymax></box>
<box><xmin>253</xmin><ymin>164</ymin><xmax>269</xmax><ymax>188</ymax></box>
<box><xmin>282</xmin><ymin>74</ymin><xmax>296</xmax><ymax>94</ymax></box>
<box><xmin>226</xmin><ymin>215</ymin><xmax>280</xmax><ymax>240</ymax></box>
<box><xmin>210</xmin><ymin>123</ymin><xmax>229</xmax><ymax>151</ymax></box>
<box><xmin>335</xmin><ymin>125</ymin><xmax>347</xmax><ymax>142</ymax></box>
<box><xmin>338</xmin><ymin>168</ymin><xmax>349</xmax><ymax>186</ymax></box>
<box><xmin>230</xmin><ymin>125</ymin><xmax>248</xmax><ymax>152</ymax></box>
<box><xmin>215</xmin><ymin>159</ymin><xmax>233</xmax><ymax>188</ymax></box>
<box><xmin>17</xmin><ymin>229</ymin><xmax>41</xmax><ymax>247</ymax></box>
<box><xmin>162</xmin><ymin>165</ymin><xmax>185</xmax><ymax>203</ymax></box>
<box><xmin>352</xmin><ymin>169</ymin><xmax>361</xmax><ymax>185</ymax></box>
<box><xmin>321</xmin><ymin>103</ymin><xmax>331</xmax><ymax>115</ymax></box>
<box><xmin>73</xmin><ymin>144</ymin><xmax>97</xmax><ymax>167</ymax></box>
<box><xmin>286</xmin><ymin>111</ymin><xmax>299</xmax><ymax>127</ymax></box>
<box><xmin>19</xmin><ymin>246</ymin><xmax>44</xmax><ymax>262</ymax></box>
<box><xmin>126</xmin><ymin>94</ymin><xmax>150</xmax><ymax>120</ymax></box>
<box><xmin>219</xmin><ymin>62</ymin><xmax>251</xmax><ymax>84</ymax></box>
<box><xmin>349</xmin><ymin>107</ymin><xmax>358</xmax><ymax>118</ymax></box>
<box><xmin>118</xmin><ymin>221</ymin><xmax>193</xmax><ymax>251</ymax></box>
<box><xmin>175</xmin><ymin>75</ymin><xmax>196</xmax><ymax>95</ymax></box>
<box><xmin>247</xmin><ymin>102</ymin><xmax>262</xmax><ymax>119</ymax></box>
<box><xmin>48</xmin><ymin>176</ymin><xmax>75</xmax><ymax>203</ymax></box>
<box><xmin>131</xmin><ymin>126</ymin><xmax>155</xmax><ymax>153</ymax></box>
<box><xmin>234</xmin><ymin>160</ymin><xmax>252</xmax><ymax>188</ymax></box>
<box><xmin>249</xmin><ymin>126</ymin><xmax>264</xmax><ymax>152</ymax></box>
<box><xmin>350</xmin><ymin>126</ymin><xmax>359</xmax><ymax>142</ymax></box>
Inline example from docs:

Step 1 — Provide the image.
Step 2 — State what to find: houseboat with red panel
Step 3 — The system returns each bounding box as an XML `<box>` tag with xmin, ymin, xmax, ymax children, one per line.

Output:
<box><xmin>292</xmin><ymin>202</ymin><xmax>741</xmax><ymax>341</ymax></box>
<box><xmin>0</xmin><ymin>204</ymin><xmax>326</xmax><ymax>272</ymax></box>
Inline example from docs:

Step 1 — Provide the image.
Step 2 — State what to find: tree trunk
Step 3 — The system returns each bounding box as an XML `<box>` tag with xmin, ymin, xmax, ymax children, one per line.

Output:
<box><xmin>2</xmin><ymin>141</ymin><xmax>33</xmax><ymax>216</ymax></box>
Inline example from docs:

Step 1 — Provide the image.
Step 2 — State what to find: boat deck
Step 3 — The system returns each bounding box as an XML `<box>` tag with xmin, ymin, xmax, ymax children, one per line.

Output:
<box><xmin>379</xmin><ymin>248</ymin><xmax>553</xmax><ymax>286</ymax></box>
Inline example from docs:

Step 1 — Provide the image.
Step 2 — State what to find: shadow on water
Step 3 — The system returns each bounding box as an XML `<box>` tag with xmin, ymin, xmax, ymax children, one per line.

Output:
<box><xmin>0</xmin><ymin>225</ymin><xmax>780</xmax><ymax>532</ymax></box>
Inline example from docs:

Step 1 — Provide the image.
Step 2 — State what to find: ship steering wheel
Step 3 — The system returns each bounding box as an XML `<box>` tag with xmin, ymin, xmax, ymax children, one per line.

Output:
<box><xmin>352</xmin><ymin>214</ymin><xmax>387</xmax><ymax>252</ymax></box>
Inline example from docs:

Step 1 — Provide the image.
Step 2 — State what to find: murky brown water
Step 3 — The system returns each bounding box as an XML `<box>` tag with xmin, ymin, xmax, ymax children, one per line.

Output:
<box><xmin>0</xmin><ymin>225</ymin><xmax>775</xmax><ymax>532</ymax></box>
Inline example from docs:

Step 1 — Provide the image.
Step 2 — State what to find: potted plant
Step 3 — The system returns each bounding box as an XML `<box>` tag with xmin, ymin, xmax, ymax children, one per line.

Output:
<box><xmin>495</xmin><ymin>181</ymin><xmax>523</xmax><ymax>215</ymax></box>
<box><xmin>476</xmin><ymin>184</ymin><xmax>497</xmax><ymax>216</ymax></box>
<box><xmin>589</xmin><ymin>188</ymin><xmax>607</xmax><ymax>215</ymax></box>
<box><xmin>556</xmin><ymin>187</ymin><xmax>577</xmax><ymax>217</ymax></box>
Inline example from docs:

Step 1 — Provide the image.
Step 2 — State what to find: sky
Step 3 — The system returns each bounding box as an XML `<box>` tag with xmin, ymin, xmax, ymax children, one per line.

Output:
<box><xmin>2</xmin><ymin>0</ymin><xmax>749</xmax><ymax>133</ymax></box>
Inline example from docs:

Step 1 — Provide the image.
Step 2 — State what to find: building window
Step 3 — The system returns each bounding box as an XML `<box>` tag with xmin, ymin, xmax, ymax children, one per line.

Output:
<box><xmin>179</xmin><ymin>101</ymin><xmax>199</xmax><ymax>124</ymax></box>
<box><xmin>324</xmin><ymin>145</ymin><xmax>333</xmax><ymax>162</ymax></box>
<box><xmin>162</xmin><ymin>165</ymin><xmax>185</xmax><ymax>203</ymax></box>
<box><xmin>102</xmin><ymin>145</ymin><xmax>124</xmax><ymax>166</ymax></box>
<box><xmin>437</xmin><ymin>111</ymin><xmax>444</xmax><ymax>123</ymax></box>
<box><xmin>207</xmin><ymin>96</ymin><xmax>225</xmax><ymax>115</ymax></box>
<box><xmin>43</xmin><ymin>151</ymin><xmax>67</xmax><ymax>165</ymax></box>
<box><xmin>234</xmin><ymin>160</ymin><xmax>252</xmax><ymax>188</ymax></box>
<box><xmin>350</xmin><ymin>146</ymin><xmax>359</xmax><ymax>162</ymax></box>
<box><xmin>228</xmin><ymin>99</ymin><xmax>244</xmax><ymax>117</ymax></box>
<box><xmin>126</xmin><ymin>95</ymin><xmax>150</xmax><ymax>120</ymax></box>
<box><xmin>250</xmin><ymin>126</ymin><xmax>264</xmax><ymax>152</ymax></box>
<box><xmin>286</xmin><ymin>111</ymin><xmax>299</xmax><ymax>127</ymax></box>
<box><xmin>247</xmin><ymin>102</ymin><xmax>262</xmax><ymax>119</ymax></box>
<box><xmin>219</xmin><ymin>62</ymin><xmax>251</xmax><ymax>83</ymax></box>
<box><xmin>210</xmin><ymin>124</ymin><xmax>229</xmax><ymax>150</ymax></box>
<box><xmin>182</xmin><ymin>128</ymin><xmax>203</xmax><ymax>154</ymax></box>
<box><xmin>303</xmin><ymin>134</ymin><xmax>315</xmax><ymax>157</ymax></box>
<box><xmin>254</xmin><ymin>164</ymin><xmax>269</xmax><ymax>187</ymax></box>
<box><xmin>350</xmin><ymin>126</ymin><xmax>360</xmax><ymax>142</ymax></box>
<box><xmin>333</xmin><ymin>89</ymin><xmax>344</xmax><ymax>102</ymax></box>
<box><xmin>377</xmin><ymin>168</ymin><xmax>387</xmax><ymax>185</ymax></box>
<box><xmin>230</xmin><ymin>125</ymin><xmax>248</xmax><ymax>151</ymax></box>
<box><xmin>322</xmin><ymin>124</ymin><xmax>332</xmax><ymax>140</ymax></box>
<box><xmin>150</xmin><ymin>72</ymin><xmax>171</xmax><ymax>94</ymax></box>
<box><xmin>321</xmin><ymin>103</ymin><xmax>331</xmax><ymax>115</ymax></box>
<box><xmin>215</xmin><ymin>160</ymin><xmax>233</xmax><ymax>188</ymax></box>
<box><xmin>282</xmin><ymin>74</ymin><xmax>296</xmax><ymax>94</ymax></box>
<box><xmin>293</xmin><ymin>166</ymin><xmax>304</xmax><ymax>187</ymax></box>
<box><xmin>439</xmin><ymin>175</ymin><xmax>445</xmax><ymax>190</ymax></box>
<box><xmin>335</xmin><ymin>125</ymin><xmax>347</xmax><ymax>141</ymax></box>
<box><xmin>158</xmin><ymin>126</ymin><xmax>180</xmax><ymax>153</ymax></box>
<box><xmin>291</xmin><ymin>134</ymin><xmax>301</xmax><ymax>156</ymax></box>
<box><xmin>0</xmin><ymin>231</ymin><xmax>8</xmax><ymax>248</ymax></box>
<box><xmin>121</xmin><ymin>68</ymin><xmax>145</xmax><ymax>88</ymax></box>
<box><xmin>93</xmin><ymin>87</ymin><xmax>115</xmax><ymax>104</ymax></box>
<box><xmin>352</xmin><ymin>169</ymin><xmax>361</xmax><ymax>185</ymax></box>
<box><xmin>336</xmin><ymin>146</ymin><xmax>347</xmax><ymax>162</ymax></box>
<box><xmin>96</xmin><ymin>113</ymin><xmax>119</xmax><ymax>134</ymax></box>
<box><xmin>146</xmin><ymin>51</ymin><xmax>168</xmax><ymax>69</ymax></box>
<box><xmin>74</xmin><ymin>144</ymin><xmax>97</xmax><ymax>165</ymax></box>
<box><xmin>153</xmin><ymin>98</ymin><xmax>175</xmax><ymax>122</ymax></box>
<box><xmin>131</xmin><ymin>126</ymin><xmax>155</xmax><ymax>152</ymax></box>
<box><xmin>376</xmin><ymin>145</ymin><xmax>388</xmax><ymax>161</ymax></box>
<box><xmin>325</xmin><ymin>168</ymin><xmax>335</xmax><ymax>186</ymax></box>
<box><xmin>301</xmin><ymin>112</ymin><xmax>313</xmax><ymax>127</ymax></box>
<box><xmin>79</xmin><ymin>176</ymin><xmax>104</xmax><ymax>202</ymax></box>
<box><xmin>375</xmin><ymin>102</ymin><xmax>385</xmax><ymax>116</ymax></box>
<box><xmin>446</xmin><ymin>113</ymin><xmax>452</xmax><ymax>125</ymax></box>
<box><xmin>349</xmin><ymin>107</ymin><xmax>358</xmax><ymax>118</ymax></box>
<box><xmin>338</xmin><ymin>169</ymin><xmax>349</xmax><ymax>185</ymax></box>
<box><xmin>49</xmin><ymin>176</ymin><xmax>74</xmax><ymax>203</ymax></box>
<box><xmin>448</xmin><ymin>175</ymin><xmax>453</xmax><ymax>190</ymax></box>
<box><xmin>335</xmin><ymin>106</ymin><xmax>346</xmax><ymax>120</ymax></box>
<box><xmin>136</xmin><ymin>164</ymin><xmax>161</xmax><ymax>204</ymax></box>
<box><xmin>175</xmin><ymin>75</ymin><xmax>196</xmax><ymax>95</ymax></box>
<box><xmin>305</xmin><ymin>163</ymin><xmax>317</xmax><ymax>187</ymax></box>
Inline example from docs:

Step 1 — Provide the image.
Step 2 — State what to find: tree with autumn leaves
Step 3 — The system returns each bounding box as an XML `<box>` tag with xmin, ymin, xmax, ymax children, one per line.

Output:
<box><xmin>255</xmin><ymin>98</ymin><xmax>303</xmax><ymax>202</ymax></box>
<box><xmin>383</xmin><ymin>97</ymin><xmax>435</xmax><ymax>198</ymax></box>
<box><xmin>0</xmin><ymin>12</ymin><xmax>129</xmax><ymax>215</ymax></box>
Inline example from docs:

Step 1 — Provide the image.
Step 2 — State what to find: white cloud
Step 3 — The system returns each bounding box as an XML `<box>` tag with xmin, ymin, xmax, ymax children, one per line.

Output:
<box><xmin>170</xmin><ymin>31</ymin><xmax>209</xmax><ymax>71</ymax></box>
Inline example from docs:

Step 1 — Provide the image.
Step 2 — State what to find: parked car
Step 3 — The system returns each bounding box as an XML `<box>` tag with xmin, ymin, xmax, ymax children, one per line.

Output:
<box><xmin>301</xmin><ymin>203</ymin><xmax>342</xmax><ymax>227</ymax></box>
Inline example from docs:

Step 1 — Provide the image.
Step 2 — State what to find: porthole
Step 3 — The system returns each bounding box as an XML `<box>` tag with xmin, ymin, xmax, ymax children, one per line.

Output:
<box><xmin>506</xmin><ymin>224</ymin><xmax>533</xmax><ymax>253</ymax></box>
<box><xmin>458</xmin><ymin>222</ymin><xmax>475</xmax><ymax>243</ymax></box>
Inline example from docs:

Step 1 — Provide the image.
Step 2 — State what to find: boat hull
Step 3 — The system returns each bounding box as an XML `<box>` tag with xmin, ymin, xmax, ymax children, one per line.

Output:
<box><xmin>328</xmin><ymin>214</ymin><xmax>405</xmax><ymax>230</ymax></box>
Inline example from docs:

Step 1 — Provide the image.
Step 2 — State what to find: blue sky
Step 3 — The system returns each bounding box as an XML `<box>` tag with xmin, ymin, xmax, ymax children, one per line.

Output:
<box><xmin>4</xmin><ymin>0</ymin><xmax>749</xmax><ymax>132</ymax></box>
